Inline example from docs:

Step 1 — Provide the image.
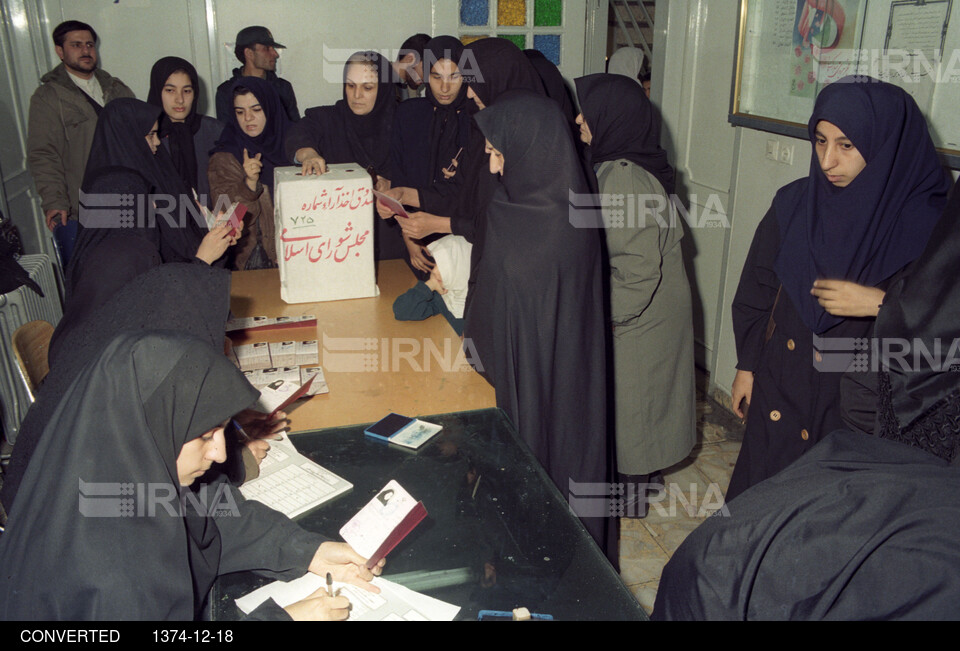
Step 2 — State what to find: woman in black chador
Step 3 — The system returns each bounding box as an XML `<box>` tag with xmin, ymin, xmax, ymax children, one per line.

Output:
<box><xmin>0</xmin><ymin>331</ymin><xmax>382</xmax><ymax>620</ymax></box>
<box><xmin>470</xmin><ymin>90</ymin><xmax>614</xmax><ymax>563</ymax></box>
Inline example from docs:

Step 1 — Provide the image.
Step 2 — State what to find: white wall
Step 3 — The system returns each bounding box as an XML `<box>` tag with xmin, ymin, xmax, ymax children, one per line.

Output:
<box><xmin>0</xmin><ymin>0</ymin><xmax>596</xmax><ymax>260</ymax></box>
<box><xmin>656</xmin><ymin>0</ymin><xmax>811</xmax><ymax>400</ymax></box>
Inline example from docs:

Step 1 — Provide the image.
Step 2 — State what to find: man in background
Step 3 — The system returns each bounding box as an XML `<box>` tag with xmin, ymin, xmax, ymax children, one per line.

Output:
<box><xmin>27</xmin><ymin>20</ymin><xmax>134</xmax><ymax>231</ymax></box>
<box><xmin>394</xmin><ymin>33</ymin><xmax>430</xmax><ymax>100</ymax></box>
<box><xmin>216</xmin><ymin>25</ymin><xmax>299</xmax><ymax>124</ymax></box>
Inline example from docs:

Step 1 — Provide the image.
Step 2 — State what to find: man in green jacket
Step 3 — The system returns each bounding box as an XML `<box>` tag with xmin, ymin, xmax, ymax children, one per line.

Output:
<box><xmin>27</xmin><ymin>20</ymin><xmax>135</xmax><ymax>231</ymax></box>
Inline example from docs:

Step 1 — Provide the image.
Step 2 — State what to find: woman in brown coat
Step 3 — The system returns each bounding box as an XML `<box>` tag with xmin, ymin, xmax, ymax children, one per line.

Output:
<box><xmin>208</xmin><ymin>77</ymin><xmax>291</xmax><ymax>269</ymax></box>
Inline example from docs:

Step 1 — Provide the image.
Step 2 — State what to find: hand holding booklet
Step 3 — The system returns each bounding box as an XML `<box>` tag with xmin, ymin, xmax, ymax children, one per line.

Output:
<box><xmin>339</xmin><ymin>480</ymin><xmax>427</xmax><ymax>569</ymax></box>
<box><xmin>373</xmin><ymin>190</ymin><xmax>410</xmax><ymax>219</ymax></box>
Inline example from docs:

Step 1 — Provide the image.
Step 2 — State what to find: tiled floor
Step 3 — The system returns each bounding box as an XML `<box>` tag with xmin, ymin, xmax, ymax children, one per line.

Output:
<box><xmin>618</xmin><ymin>387</ymin><xmax>744</xmax><ymax>615</ymax></box>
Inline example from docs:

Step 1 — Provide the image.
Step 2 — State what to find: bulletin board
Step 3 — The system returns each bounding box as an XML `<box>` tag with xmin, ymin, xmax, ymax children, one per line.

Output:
<box><xmin>730</xmin><ymin>0</ymin><xmax>960</xmax><ymax>166</ymax></box>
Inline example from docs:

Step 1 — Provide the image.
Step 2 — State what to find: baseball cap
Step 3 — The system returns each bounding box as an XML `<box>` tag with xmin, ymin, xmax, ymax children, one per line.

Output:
<box><xmin>235</xmin><ymin>26</ymin><xmax>285</xmax><ymax>60</ymax></box>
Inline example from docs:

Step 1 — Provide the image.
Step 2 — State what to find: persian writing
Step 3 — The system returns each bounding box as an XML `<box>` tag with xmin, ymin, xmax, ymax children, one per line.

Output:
<box><xmin>281</xmin><ymin>222</ymin><xmax>370</xmax><ymax>264</ymax></box>
<box><xmin>300</xmin><ymin>185</ymin><xmax>373</xmax><ymax>212</ymax></box>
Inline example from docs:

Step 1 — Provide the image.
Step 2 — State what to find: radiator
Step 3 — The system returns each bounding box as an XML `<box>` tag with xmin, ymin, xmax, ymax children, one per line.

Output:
<box><xmin>0</xmin><ymin>255</ymin><xmax>62</xmax><ymax>444</ymax></box>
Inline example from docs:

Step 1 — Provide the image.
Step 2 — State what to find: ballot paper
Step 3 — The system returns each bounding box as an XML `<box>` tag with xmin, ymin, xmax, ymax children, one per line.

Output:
<box><xmin>239</xmin><ymin>432</ymin><xmax>351</xmax><ymax>519</ymax></box>
<box><xmin>235</xmin><ymin>575</ymin><xmax>459</xmax><ymax>621</ymax></box>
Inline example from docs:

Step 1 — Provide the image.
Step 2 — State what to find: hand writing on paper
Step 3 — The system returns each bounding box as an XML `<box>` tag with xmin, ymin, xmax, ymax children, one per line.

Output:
<box><xmin>283</xmin><ymin>589</ymin><xmax>352</xmax><ymax>621</ymax></box>
<box><xmin>308</xmin><ymin>541</ymin><xmax>385</xmax><ymax>593</ymax></box>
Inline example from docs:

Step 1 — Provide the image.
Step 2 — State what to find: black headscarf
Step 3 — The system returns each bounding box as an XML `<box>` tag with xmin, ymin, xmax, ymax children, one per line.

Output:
<box><xmin>147</xmin><ymin>57</ymin><xmax>203</xmax><ymax>192</ymax></box>
<box><xmin>462</xmin><ymin>38</ymin><xmax>545</xmax><ymax>107</ymax></box>
<box><xmin>441</xmin><ymin>38</ymin><xmax>548</xmax><ymax>247</ymax></box>
<box><xmin>0</xmin><ymin>331</ymin><xmax>258</xmax><ymax>620</ymax></box>
<box><xmin>471</xmin><ymin>91</ymin><xmax>614</xmax><ymax>562</ymax></box>
<box><xmin>82</xmin><ymin>98</ymin><xmax>207</xmax><ymax>264</ymax></box>
<box><xmin>211</xmin><ymin>76</ymin><xmax>291</xmax><ymax>189</ymax></box>
<box><xmin>1</xmin><ymin>263</ymin><xmax>233</xmax><ymax>512</ymax></box>
<box><xmin>423</xmin><ymin>36</ymin><xmax>474</xmax><ymax>184</ymax></box>
<box><xmin>292</xmin><ymin>51</ymin><xmax>397</xmax><ymax>178</ymax></box>
<box><xmin>773</xmin><ymin>76</ymin><xmax>950</xmax><ymax>334</ymax></box>
<box><xmin>524</xmin><ymin>49</ymin><xmax>577</xmax><ymax>124</ymax></box>
<box><xmin>574</xmin><ymin>73</ymin><xmax>676</xmax><ymax>196</ymax></box>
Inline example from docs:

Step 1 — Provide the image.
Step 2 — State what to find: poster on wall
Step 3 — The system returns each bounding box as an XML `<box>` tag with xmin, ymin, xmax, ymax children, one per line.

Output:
<box><xmin>732</xmin><ymin>0</ymin><xmax>960</xmax><ymax>158</ymax></box>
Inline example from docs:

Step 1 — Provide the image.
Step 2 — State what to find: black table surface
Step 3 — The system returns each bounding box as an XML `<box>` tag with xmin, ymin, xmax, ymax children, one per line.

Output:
<box><xmin>212</xmin><ymin>408</ymin><xmax>647</xmax><ymax>621</ymax></box>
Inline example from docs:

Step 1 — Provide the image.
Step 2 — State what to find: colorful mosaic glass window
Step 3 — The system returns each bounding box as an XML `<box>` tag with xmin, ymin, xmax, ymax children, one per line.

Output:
<box><xmin>534</xmin><ymin>0</ymin><xmax>562</xmax><ymax>26</ymax></box>
<box><xmin>497</xmin><ymin>0</ymin><xmax>526</xmax><ymax>26</ymax></box>
<box><xmin>500</xmin><ymin>34</ymin><xmax>527</xmax><ymax>50</ymax></box>
<box><xmin>460</xmin><ymin>0</ymin><xmax>563</xmax><ymax>67</ymax></box>
<box><xmin>460</xmin><ymin>0</ymin><xmax>489</xmax><ymax>26</ymax></box>
<box><xmin>461</xmin><ymin>34</ymin><xmax>490</xmax><ymax>45</ymax></box>
<box><xmin>533</xmin><ymin>34</ymin><xmax>560</xmax><ymax>65</ymax></box>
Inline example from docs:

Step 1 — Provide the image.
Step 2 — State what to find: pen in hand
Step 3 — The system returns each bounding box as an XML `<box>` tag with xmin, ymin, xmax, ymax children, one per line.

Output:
<box><xmin>326</xmin><ymin>572</ymin><xmax>334</xmax><ymax>598</ymax></box>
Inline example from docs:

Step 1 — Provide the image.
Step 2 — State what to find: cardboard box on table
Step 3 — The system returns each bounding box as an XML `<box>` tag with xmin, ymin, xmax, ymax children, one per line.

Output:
<box><xmin>273</xmin><ymin>164</ymin><xmax>379</xmax><ymax>303</ymax></box>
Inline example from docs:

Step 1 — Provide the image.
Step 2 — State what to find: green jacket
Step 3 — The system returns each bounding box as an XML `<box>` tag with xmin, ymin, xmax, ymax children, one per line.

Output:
<box><xmin>26</xmin><ymin>63</ymin><xmax>135</xmax><ymax>218</ymax></box>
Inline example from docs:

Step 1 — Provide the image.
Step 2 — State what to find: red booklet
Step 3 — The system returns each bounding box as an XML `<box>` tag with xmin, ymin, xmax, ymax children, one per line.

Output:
<box><xmin>339</xmin><ymin>480</ymin><xmax>427</xmax><ymax>569</ymax></box>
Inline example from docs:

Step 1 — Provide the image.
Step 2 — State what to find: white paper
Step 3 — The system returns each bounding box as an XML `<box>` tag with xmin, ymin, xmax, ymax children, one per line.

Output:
<box><xmin>235</xmin><ymin>575</ymin><xmax>459</xmax><ymax>621</ymax></box>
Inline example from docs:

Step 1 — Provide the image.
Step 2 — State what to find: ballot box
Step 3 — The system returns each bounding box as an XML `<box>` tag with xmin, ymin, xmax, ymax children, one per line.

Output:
<box><xmin>273</xmin><ymin>164</ymin><xmax>379</xmax><ymax>303</ymax></box>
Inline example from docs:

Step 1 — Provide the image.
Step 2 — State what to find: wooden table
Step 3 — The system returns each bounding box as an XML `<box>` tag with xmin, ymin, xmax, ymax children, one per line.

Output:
<box><xmin>230</xmin><ymin>260</ymin><xmax>496</xmax><ymax>431</ymax></box>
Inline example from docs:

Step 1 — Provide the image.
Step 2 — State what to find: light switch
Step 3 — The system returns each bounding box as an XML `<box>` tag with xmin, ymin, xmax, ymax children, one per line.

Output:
<box><xmin>779</xmin><ymin>143</ymin><xmax>794</xmax><ymax>165</ymax></box>
<box><xmin>766</xmin><ymin>139</ymin><xmax>779</xmax><ymax>161</ymax></box>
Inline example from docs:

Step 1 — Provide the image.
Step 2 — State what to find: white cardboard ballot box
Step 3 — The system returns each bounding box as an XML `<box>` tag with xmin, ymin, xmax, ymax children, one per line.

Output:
<box><xmin>273</xmin><ymin>164</ymin><xmax>379</xmax><ymax>303</ymax></box>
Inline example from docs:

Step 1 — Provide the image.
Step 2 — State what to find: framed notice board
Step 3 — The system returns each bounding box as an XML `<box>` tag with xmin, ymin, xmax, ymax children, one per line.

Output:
<box><xmin>730</xmin><ymin>0</ymin><xmax>960</xmax><ymax>167</ymax></box>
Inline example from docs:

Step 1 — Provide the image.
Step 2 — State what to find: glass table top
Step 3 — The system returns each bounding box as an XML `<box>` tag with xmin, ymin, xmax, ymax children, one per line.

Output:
<box><xmin>213</xmin><ymin>408</ymin><xmax>646</xmax><ymax>621</ymax></box>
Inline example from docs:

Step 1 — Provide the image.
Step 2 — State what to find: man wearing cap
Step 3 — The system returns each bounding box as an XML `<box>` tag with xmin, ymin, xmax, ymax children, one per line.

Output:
<box><xmin>215</xmin><ymin>25</ymin><xmax>299</xmax><ymax>124</ymax></box>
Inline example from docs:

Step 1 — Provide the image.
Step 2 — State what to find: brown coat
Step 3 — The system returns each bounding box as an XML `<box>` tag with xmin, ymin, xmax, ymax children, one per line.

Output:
<box><xmin>27</xmin><ymin>64</ymin><xmax>135</xmax><ymax>218</ymax></box>
<box><xmin>207</xmin><ymin>152</ymin><xmax>277</xmax><ymax>270</ymax></box>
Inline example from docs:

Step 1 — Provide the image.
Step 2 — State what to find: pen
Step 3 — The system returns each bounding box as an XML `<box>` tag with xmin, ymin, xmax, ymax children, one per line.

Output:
<box><xmin>326</xmin><ymin>572</ymin><xmax>334</xmax><ymax>598</ymax></box>
<box><xmin>444</xmin><ymin>147</ymin><xmax>464</xmax><ymax>174</ymax></box>
<box><xmin>231</xmin><ymin>418</ymin><xmax>252</xmax><ymax>443</ymax></box>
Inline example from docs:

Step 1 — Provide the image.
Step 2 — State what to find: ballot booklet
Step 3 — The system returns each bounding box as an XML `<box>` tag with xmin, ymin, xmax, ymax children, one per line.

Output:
<box><xmin>339</xmin><ymin>480</ymin><xmax>427</xmax><ymax>570</ymax></box>
<box><xmin>235</xmin><ymin>575</ymin><xmax>459</xmax><ymax>621</ymax></box>
<box><xmin>239</xmin><ymin>432</ymin><xmax>352</xmax><ymax>519</ymax></box>
<box><xmin>364</xmin><ymin>413</ymin><xmax>443</xmax><ymax>449</ymax></box>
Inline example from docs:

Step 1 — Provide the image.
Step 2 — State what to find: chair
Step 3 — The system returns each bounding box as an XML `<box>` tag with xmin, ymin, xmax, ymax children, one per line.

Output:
<box><xmin>11</xmin><ymin>320</ymin><xmax>54</xmax><ymax>401</ymax></box>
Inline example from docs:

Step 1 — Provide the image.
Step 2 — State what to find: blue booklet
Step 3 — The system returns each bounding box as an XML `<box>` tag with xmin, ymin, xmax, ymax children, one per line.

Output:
<box><xmin>364</xmin><ymin>413</ymin><xmax>443</xmax><ymax>449</ymax></box>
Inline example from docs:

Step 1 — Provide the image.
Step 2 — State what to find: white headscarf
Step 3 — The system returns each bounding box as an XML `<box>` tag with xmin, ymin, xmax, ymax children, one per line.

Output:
<box><xmin>607</xmin><ymin>47</ymin><xmax>644</xmax><ymax>85</ymax></box>
<box><xmin>427</xmin><ymin>235</ymin><xmax>472</xmax><ymax>319</ymax></box>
